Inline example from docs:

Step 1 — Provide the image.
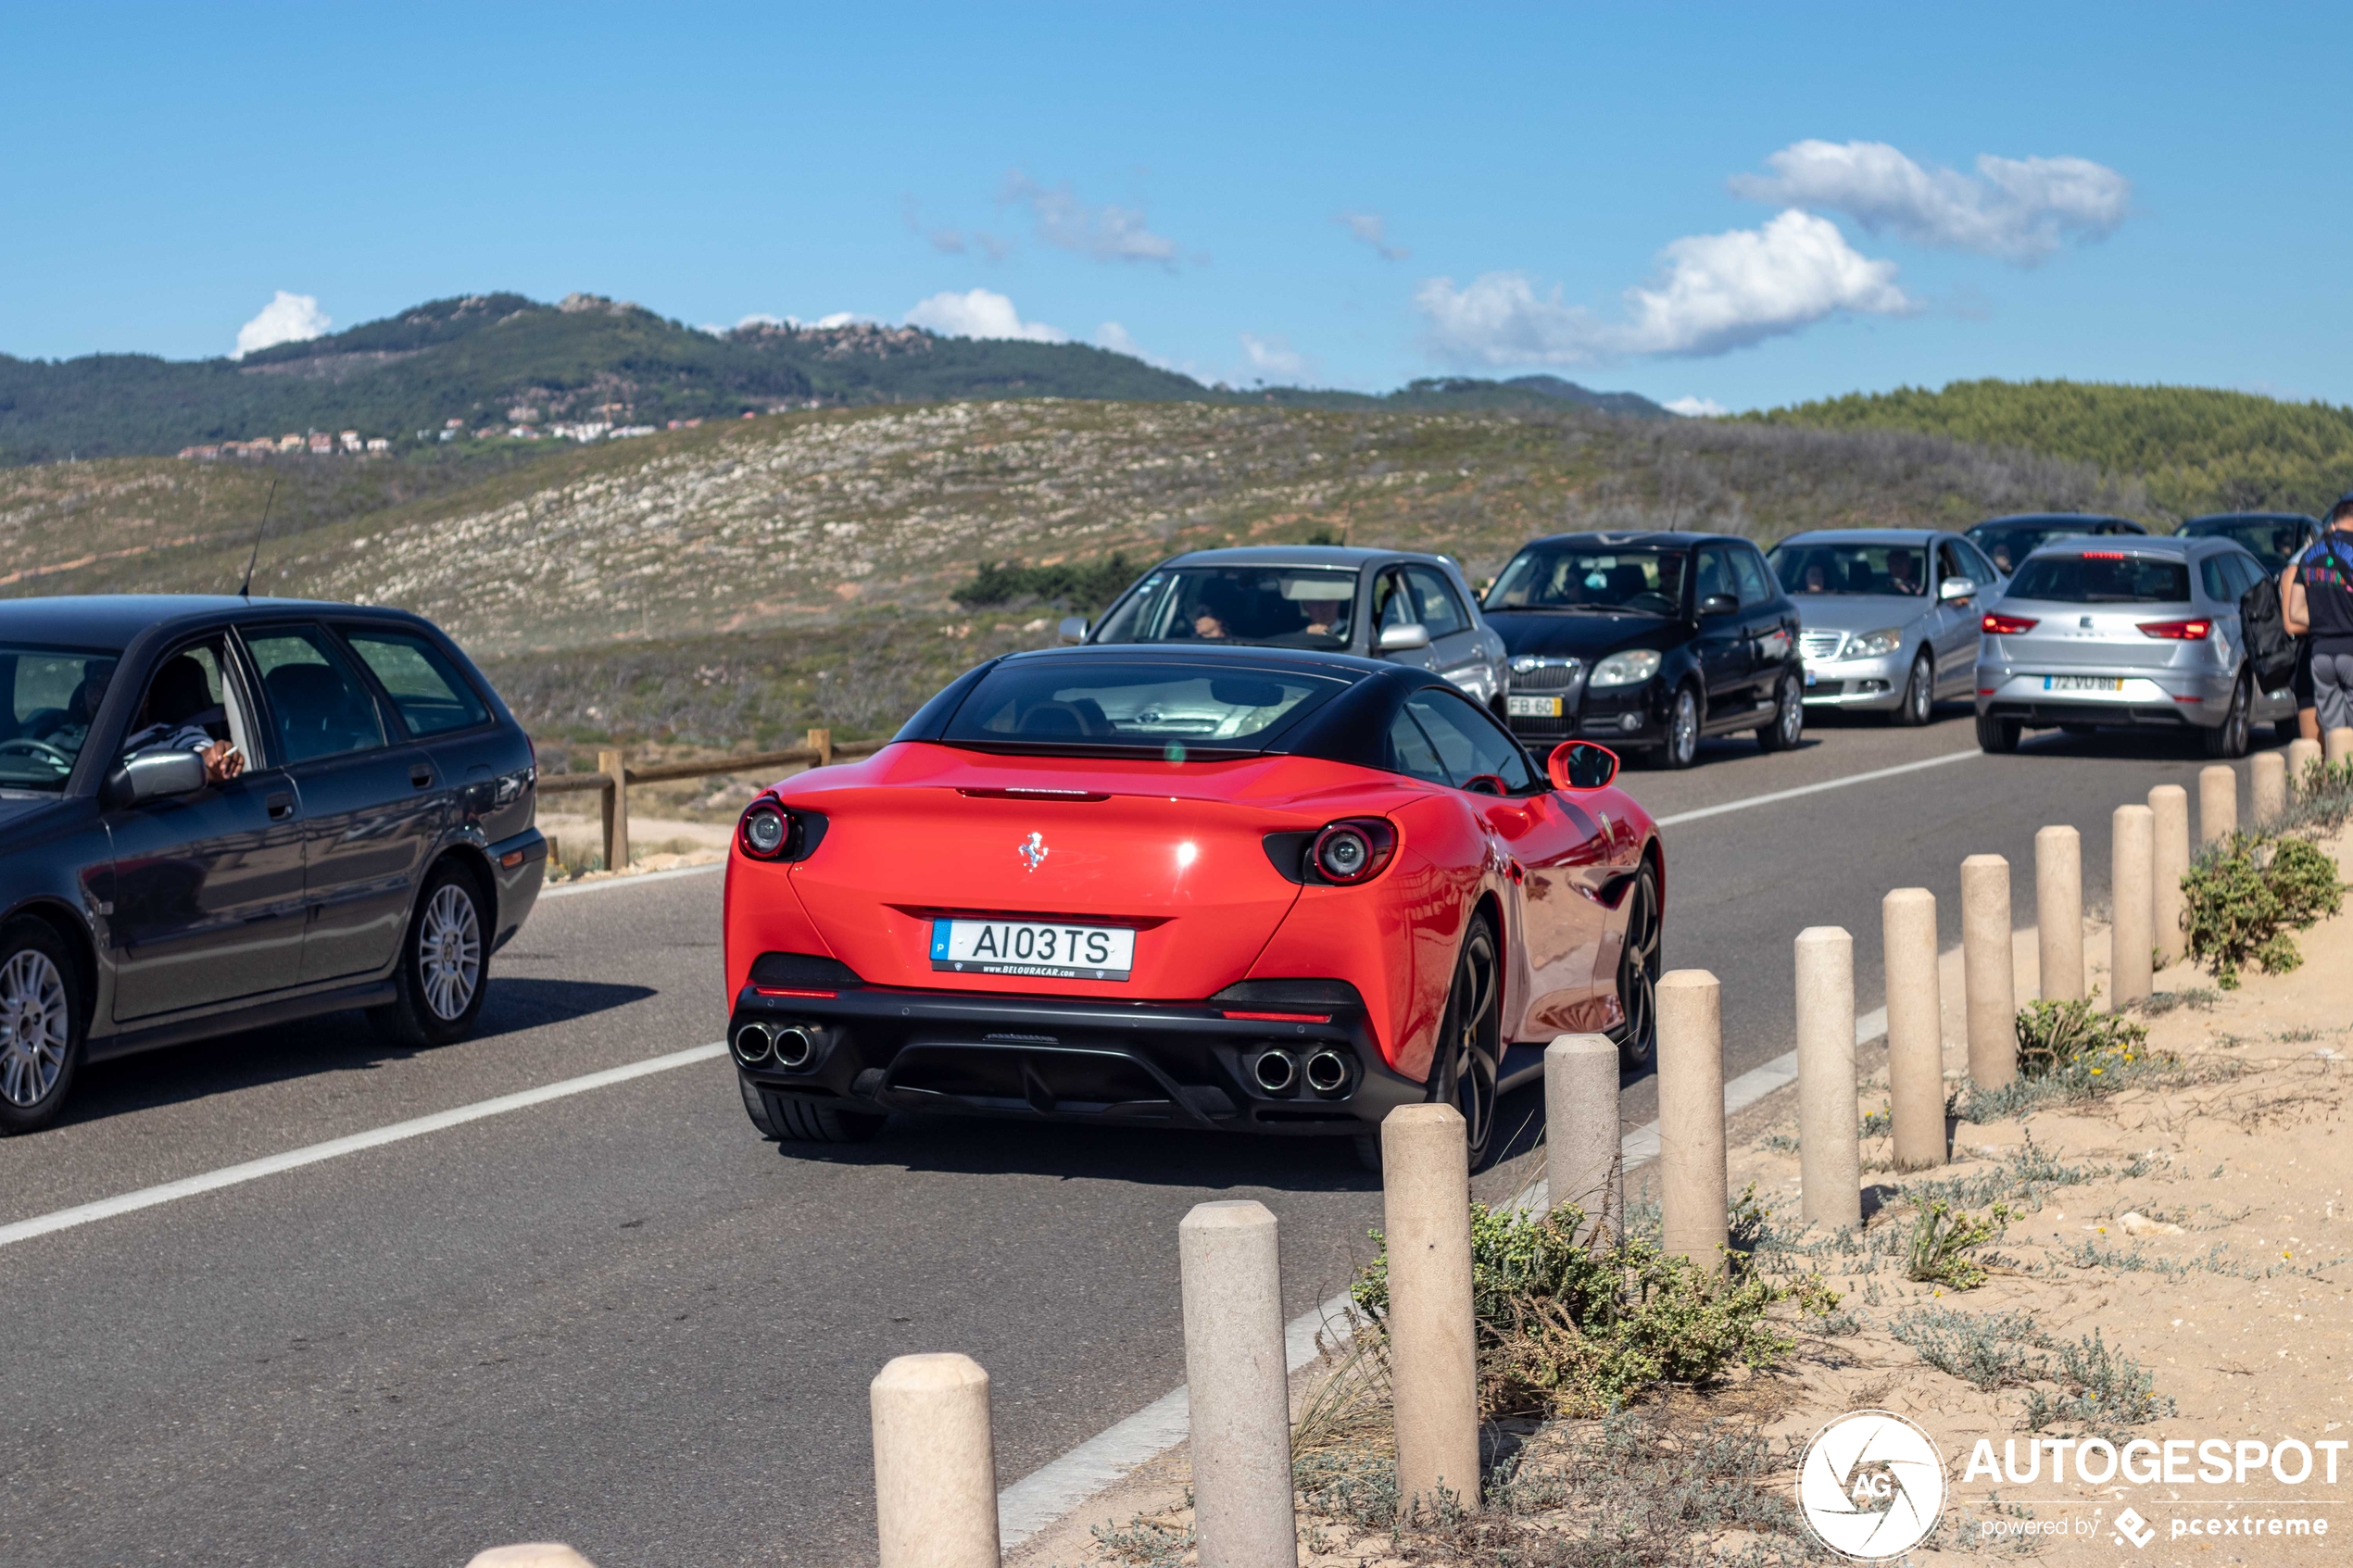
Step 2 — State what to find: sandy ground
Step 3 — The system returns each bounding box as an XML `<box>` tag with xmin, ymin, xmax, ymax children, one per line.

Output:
<box><xmin>1013</xmin><ymin>842</ymin><xmax>2353</xmax><ymax>1567</ymax></box>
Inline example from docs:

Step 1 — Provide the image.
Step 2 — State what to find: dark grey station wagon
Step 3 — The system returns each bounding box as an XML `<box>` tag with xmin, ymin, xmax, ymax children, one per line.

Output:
<box><xmin>0</xmin><ymin>596</ymin><xmax>547</xmax><ymax>1132</ymax></box>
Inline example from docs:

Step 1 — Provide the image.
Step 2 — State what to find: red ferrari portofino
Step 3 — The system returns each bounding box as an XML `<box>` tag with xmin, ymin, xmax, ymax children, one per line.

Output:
<box><xmin>724</xmin><ymin>646</ymin><xmax>1662</xmax><ymax>1166</ymax></box>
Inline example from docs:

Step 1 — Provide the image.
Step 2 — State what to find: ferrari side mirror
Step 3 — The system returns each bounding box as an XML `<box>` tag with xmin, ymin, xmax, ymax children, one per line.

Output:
<box><xmin>1547</xmin><ymin>740</ymin><xmax>1619</xmax><ymax>791</ymax></box>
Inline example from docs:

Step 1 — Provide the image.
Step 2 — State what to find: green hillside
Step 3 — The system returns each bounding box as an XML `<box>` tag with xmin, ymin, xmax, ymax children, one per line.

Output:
<box><xmin>1751</xmin><ymin>379</ymin><xmax>2353</xmax><ymax>521</ymax></box>
<box><xmin>0</xmin><ymin>291</ymin><xmax>1666</xmax><ymax>466</ymax></box>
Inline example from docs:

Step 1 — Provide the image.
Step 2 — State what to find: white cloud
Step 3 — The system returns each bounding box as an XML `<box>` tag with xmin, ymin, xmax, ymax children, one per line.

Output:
<box><xmin>1729</xmin><ymin>140</ymin><xmax>2130</xmax><ymax>264</ymax></box>
<box><xmin>1416</xmin><ymin>209</ymin><xmax>1911</xmax><ymax>365</ymax></box>
<box><xmin>1000</xmin><ymin>171</ymin><xmax>1186</xmax><ymax>267</ymax></box>
<box><xmin>1664</xmin><ymin>395</ymin><xmax>1730</xmax><ymax>418</ymax></box>
<box><xmin>233</xmin><ymin>290</ymin><xmax>332</xmax><ymax>358</ymax></box>
<box><xmin>903</xmin><ymin>288</ymin><xmax>1067</xmax><ymax>343</ymax></box>
<box><xmin>1337</xmin><ymin>210</ymin><xmax>1408</xmax><ymax>261</ymax></box>
<box><xmin>1239</xmin><ymin>332</ymin><xmax>1309</xmax><ymax>381</ymax></box>
<box><xmin>1095</xmin><ymin>321</ymin><xmax>1153</xmax><ymax>359</ymax></box>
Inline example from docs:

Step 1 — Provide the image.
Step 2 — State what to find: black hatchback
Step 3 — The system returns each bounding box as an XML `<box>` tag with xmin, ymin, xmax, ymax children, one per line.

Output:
<box><xmin>1481</xmin><ymin>531</ymin><xmax>1804</xmax><ymax>769</ymax></box>
<box><xmin>0</xmin><ymin>596</ymin><xmax>546</xmax><ymax>1132</ymax></box>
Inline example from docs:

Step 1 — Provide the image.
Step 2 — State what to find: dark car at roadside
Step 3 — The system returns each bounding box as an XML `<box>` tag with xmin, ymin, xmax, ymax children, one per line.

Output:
<box><xmin>0</xmin><ymin>596</ymin><xmax>546</xmax><ymax>1132</ymax></box>
<box><xmin>2177</xmin><ymin>511</ymin><xmax>2321</xmax><ymax>576</ymax></box>
<box><xmin>1966</xmin><ymin>513</ymin><xmax>2147</xmax><ymax>577</ymax></box>
<box><xmin>1480</xmin><ymin>531</ymin><xmax>1804</xmax><ymax>768</ymax></box>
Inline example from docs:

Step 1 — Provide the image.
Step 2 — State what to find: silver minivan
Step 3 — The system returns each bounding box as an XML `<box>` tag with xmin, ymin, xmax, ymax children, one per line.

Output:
<box><xmin>1973</xmin><ymin>535</ymin><xmax>2293</xmax><ymax>758</ymax></box>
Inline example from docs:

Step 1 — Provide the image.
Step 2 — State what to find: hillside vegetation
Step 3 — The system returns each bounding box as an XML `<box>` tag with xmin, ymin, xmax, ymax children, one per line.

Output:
<box><xmin>0</xmin><ymin>291</ymin><xmax>1664</xmax><ymax>464</ymax></box>
<box><xmin>1753</xmin><ymin>379</ymin><xmax>2353</xmax><ymax>520</ymax></box>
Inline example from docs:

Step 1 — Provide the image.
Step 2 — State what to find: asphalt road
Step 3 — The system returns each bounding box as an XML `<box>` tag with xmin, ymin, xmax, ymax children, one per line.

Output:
<box><xmin>0</xmin><ymin>703</ymin><xmax>2276</xmax><ymax>1567</ymax></box>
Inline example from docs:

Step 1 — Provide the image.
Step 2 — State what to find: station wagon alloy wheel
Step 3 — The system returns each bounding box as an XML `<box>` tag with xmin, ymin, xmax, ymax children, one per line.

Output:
<box><xmin>419</xmin><ymin>884</ymin><xmax>483</xmax><ymax>1022</ymax></box>
<box><xmin>0</xmin><ymin>948</ymin><xmax>69</xmax><ymax>1110</ymax></box>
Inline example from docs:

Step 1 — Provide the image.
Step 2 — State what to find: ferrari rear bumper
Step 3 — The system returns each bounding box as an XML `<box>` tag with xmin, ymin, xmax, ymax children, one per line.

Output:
<box><xmin>728</xmin><ymin>983</ymin><xmax>1427</xmax><ymax>1135</ymax></box>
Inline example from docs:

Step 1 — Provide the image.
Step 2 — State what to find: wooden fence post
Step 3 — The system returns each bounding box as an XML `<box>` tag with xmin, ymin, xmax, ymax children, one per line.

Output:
<box><xmin>599</xmin><ymin>746</ymin><xmax>629</xmax><ymax>872</ymax></box>
<box><xmin>807</xmin><ymin>727</ymin><xmax>834</xmax><ymax>768</ymax></box>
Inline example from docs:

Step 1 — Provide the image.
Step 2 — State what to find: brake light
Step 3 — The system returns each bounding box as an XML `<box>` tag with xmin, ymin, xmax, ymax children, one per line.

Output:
<box><xmin>1220</xmin><ymin>1010</ymin><xmax>1332</xmax><ymax>1023</ymax></box>
<box><xmin>755</xmin><ymin>986</ymin><xmax>837</xmax><ymax>998</ymax></box>
<box><xmin>2082</xmin><ymin>550</ymin><xmax>2127</xmax><ymax>559</ymax></box>
<box><xmin>1309</xmin><ymin>818</ymin><xmax>1398</xmax><ymax>884</ymax></box>
<box><xmin>1982</xmin><ymin>613</ymin><xmax>2039</xmax><ymax>634</ymax></box>
<box><xmin>2137</xmin><ymin>618</ymin><xmax>2211</xmax><ymax>640</ymax></box>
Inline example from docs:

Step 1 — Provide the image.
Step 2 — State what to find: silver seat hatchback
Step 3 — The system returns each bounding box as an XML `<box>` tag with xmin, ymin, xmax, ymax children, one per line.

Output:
<box><xmin>1973</xmin><ymin>535</ymin><xmax>2294</xmax><ymax>758</ymax></box>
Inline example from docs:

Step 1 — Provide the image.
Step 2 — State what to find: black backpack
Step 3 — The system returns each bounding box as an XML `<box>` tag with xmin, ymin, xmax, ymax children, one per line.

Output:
<box><xmin>2242</xmin><ymin>566</ymin><xmax>2298</xmax><ymax>690</ymax></box>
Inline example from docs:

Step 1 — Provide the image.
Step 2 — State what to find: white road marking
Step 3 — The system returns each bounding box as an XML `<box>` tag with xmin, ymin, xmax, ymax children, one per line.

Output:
<box><xmin>539</xmin><ymin>862</ymin><xmax>724</xmax><ymax>899</ymax></box>
<box><xmin>1653</xmin><ymin>747</ymin><xmax>1980</xmax><ymax>829</ymax></box>
<box><xmin>999</xmin><ymin>997</ymin><xmax>1902</xmax><ymax>1546</ymax></box>
<box><xmin>0</xmin><ymin>1043</ymin><xmax>728</xmax><ymax>1252</ymax></box>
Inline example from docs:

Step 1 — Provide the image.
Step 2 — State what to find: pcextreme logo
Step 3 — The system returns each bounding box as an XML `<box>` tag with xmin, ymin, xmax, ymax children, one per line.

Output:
<box><xmin>1796</xmin><ymin>1410</ymin><xmax>1947</xmax><ymax>1560</ymax></box>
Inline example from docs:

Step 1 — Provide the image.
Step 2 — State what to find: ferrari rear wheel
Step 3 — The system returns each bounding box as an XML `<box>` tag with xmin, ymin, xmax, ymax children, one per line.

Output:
<box><xmin>1429</xmin><ymin>917</ymin><xmax>1503</xmax><ymax>1171</ymax></box>
<box><xmin>1615</xmin><ymin>866</ymin><xmax>1660</xmax><ymax>1073</ymax></box>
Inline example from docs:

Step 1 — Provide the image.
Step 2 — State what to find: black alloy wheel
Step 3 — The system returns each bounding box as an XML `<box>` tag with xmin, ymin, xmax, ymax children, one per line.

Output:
<box><xmin>1430</xmin><ymin>918</ymin><xmax>1504</xmax><ymax>1171</ymax></box>
<box><xmin>1893</xmin><ymin>650</ymin><xmax>1934</xmax><ymax>727</ymax></box>
<box><xmin>1975</xmin><ymin>711</ymin><xmax>2021</xmax><ymax>754</ymax></box>
<box><xmin>1614</xmin><ymin>867</ymin><xmax>1660</xmax><ymax>1072</ymax></box>
<box><xmin>1658</xmin><ymin>684</ymin><xmax>1701</xmax><ymax>770</ymax></box>
<box><xmin>1755</xmin><ymin>671</ymin><xmax>1804</xmax><ymax>752</ymax></box>
<box><xmin>2203</xmin><ymin>672</ymin><xmax>2252</xmax><ymax>759</ymax></box>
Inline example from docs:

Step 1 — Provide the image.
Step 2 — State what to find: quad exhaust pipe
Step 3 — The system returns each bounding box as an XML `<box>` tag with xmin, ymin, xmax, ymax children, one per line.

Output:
<box><xmin>1250</xmin><ymin>1048</ymin><xmax>1298</xmax><ymax>1094</ymax></box>
<box><xmin>1303</xmin><ymin>1047</ymin><xmax>1352</xmax><ymax>1096</ymax></box>
<box><xmin>734</xmin><ymin>1021</ymin><xmax>819</xmax><ymax>1070</ymax></box>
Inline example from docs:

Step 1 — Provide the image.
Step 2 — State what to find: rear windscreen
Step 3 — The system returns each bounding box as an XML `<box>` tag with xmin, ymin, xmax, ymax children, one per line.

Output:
<box><xmin>944</xmin><ymin>661</ymin><xmax>1347</xmax><ymax>753</ymax></box>
<box><xmin>2007</xmin><ymin>554</ymin><xmax>2191</xmax><ymax>604</ymax></box>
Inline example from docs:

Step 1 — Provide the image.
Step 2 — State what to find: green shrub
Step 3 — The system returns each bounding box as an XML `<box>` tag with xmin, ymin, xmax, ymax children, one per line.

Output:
<box><xmin>2014</xmin><ymin>995</ymin><xmax>2148</xmax><ymax>1076</ymax></box>
<box><xmin>2183</xmin><ymin>831</ymin><xmax>2344</xmax><ymax>987</ymax></box>
<box><xmin>1905</xmin><ymin>1200</ymin><xmax>2014</xmax><ymax>1289</ymax></box>
<box><xmin>951</xmin><ymin>552</ymin><xmax>1143</xmax><ymax>609</ymax></box>
<box><xmin>1348</xmin><ymin>1200</ymin><xmax>1837</xmax><ymax>1417</ymax></box>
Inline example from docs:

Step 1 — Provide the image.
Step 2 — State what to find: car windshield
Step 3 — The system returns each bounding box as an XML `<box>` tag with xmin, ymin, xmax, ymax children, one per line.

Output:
<box><xmin>1090</xmin><ymin>566</ymin><xmax>1359</xmax><ymax>648</ymax></box>
<box><xmin>1969</xmin><ymin>521</ymin><xmax>2128</xmax><ymax>575</ymax></box>
<box><xmin>943</xmin><ymin>660</ymin><xmax>1349</xmax><ymax>754</ymax></box>
<box><xmin>1484</xmin><ymin>546</ymin><xmax>1686</xmax><ymax>615</ymax></box>
<box><xmin>2007</xmin><ymin>553</ymin><xmax>2191</xmax><ymax>604</ymax></box>
<box><xmin>1767</xmin><ymin>541</ymin><xmax>1930</xmax><ymax>596</ymax></box>
<box><xmin>2182</xmin><ymin>518</ymin><xmax>2309</xmax><ymax>574</ymax></box>
<box><xmin>0</xmin><ymin>645</ymin><xmax>119</xmax><ymax>793</ymax></box>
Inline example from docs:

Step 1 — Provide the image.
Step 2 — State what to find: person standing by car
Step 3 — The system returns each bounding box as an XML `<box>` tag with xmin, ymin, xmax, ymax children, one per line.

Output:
<box><xmin>2286</xmin><ymin>493</ymin><xmax>2353</xmax><ymax>734</ymax></box>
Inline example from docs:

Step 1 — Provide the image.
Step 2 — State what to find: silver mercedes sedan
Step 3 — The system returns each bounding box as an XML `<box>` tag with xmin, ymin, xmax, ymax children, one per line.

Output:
<box><xmin>1973</xmin><ymin>534</ymin><xmax>2294</xmax><ymax>758</ymax></box>
<box><xmin>1764</xmin><ymin>529</ymin><xmax>2007</xmax><ymax>724</ymax></box>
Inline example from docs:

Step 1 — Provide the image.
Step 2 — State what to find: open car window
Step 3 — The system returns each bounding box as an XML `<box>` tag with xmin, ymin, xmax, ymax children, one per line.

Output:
<box><xmin>943</xmin><ymin>659</ymin><xmax>1348</xmax><ymax>755</ymax></box>
<box><xmin>114</xmin><ymin>636</ymin><xmax>256</xmax><ymax>776</ymax></box>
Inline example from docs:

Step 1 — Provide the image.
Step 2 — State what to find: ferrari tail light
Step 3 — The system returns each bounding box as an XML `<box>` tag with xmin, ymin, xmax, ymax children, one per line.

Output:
<box><xmin>1310</xmin><ymin>818</ymin><xmax>1397</xmax><ymax>884</ymax></box>
<box><xmin>737</xmin><ymin>797</ymin><xmax>829</xmax><ymax>861</ymax></box>
<box><xmin>1982</xmin><ymin>612</ymin><xmax>2039</xmax><ymax>634</ymax></box>
<box><xmin>2137</xmin><ymin>618</ymin><xmax>2211</xmax><ymax>640</ymax></box>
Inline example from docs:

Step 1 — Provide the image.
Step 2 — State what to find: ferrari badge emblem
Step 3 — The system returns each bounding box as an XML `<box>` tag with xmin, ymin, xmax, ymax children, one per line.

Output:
<box><xmin>1018</xmin><ymin>832</ymin><xmax>1049</xmax><ymax>872</ymax></box>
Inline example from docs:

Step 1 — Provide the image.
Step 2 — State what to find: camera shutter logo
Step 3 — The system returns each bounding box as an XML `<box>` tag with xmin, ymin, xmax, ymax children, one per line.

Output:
<box><xmin>1795</xmin><ymin>1410</ymin><xmax>1946</xmax><ymax>1560</ymax></box>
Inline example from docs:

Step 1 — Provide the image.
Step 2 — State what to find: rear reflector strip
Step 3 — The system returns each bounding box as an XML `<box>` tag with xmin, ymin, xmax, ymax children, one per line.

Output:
<box><xmin>957</xmin><ymin>788</ymin><xmax>1111</xmax><ymax>801</ymax></box>
<box><xmin>1221</xmin><ymin>1010</ymin><xmax>1332</xmax><ymax>1023</ymax></box>
<box><xmin>2172</xmin><ymin>695</ymin><xmax>2203</xmax><ymax>703</ymax></box>
<box><xmin>756</xmin><ymin>987</ymin><xmax>838</xmax><ymax>997</ymax></box>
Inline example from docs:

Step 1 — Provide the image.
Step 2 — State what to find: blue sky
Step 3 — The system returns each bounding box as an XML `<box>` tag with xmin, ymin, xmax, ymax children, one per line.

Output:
<box><xmin>6</xmin><ymin>2</ymin><xmax>2347</xmax><ymax>411</ymax></box>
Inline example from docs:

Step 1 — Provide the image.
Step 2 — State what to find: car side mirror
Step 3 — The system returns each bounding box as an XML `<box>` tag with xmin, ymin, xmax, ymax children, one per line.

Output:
<box><xmin>1378</xmin><ymin>622</ymin><xmax>1432</xmax><ymax>652</ymax></box>
<box><xmin>1547</xmin><ymin>740</ymin><xmax>1619</xmax><ymax>791</ymax></box>
<box><xmin>1057</xmin><ymin>616</ymin><xmax>1088</xmax><ymax>644</ymax></box>
<box><xmin>103</xmin><ymin>748</ymin><xmax>208</xmax><ymax>809</ymax></box>
<box><xmin>1698</xmin><ymin>593</ymin><xmax>1739</xmax><ymax>617</ymax></box>
<box><xmin>1939</xmin><ymin>576</ymin><xmax>1977</xmax><ymax>602</ymax></box>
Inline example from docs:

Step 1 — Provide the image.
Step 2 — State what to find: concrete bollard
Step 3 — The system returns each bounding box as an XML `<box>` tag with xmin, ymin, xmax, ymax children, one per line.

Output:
<box><xmin>1657</xmin><ymin>970</ymin><xmax>1728</xmax><ymax>1273</ymax></box>
<box><xmin>1543</xmin><ymin>1035</ymin><xmax>1621</xmax><ymax>1242</ymax></box>
<box><xmin>1960</xmin><ymin>855</ymin><xmax>2017</xmax><ymax>1089</ymax></box>
<box><xmin>1180</xmin><ymin>1201</ymin><xmax>1296</xmax><ymax>1568</ymax></box>
<box><xmin>2251</xmin><ymin>751</ymin><xmax>2287</xmax><ymax>827</ymax></box>
<box><xmin>872</xmin><ymin>1353</ymin><xmax>1000</xmax><ymax>1568</ymax></box>
<box><xmin>467</xmin><ymin>1549</ymin><xmax>596</xmax><ymax>1568</ymax></box>
<box><xmin>2148</xmin><ymin>785</ymin><xmax>2189</xmax><ymax>967</ymax></box>
<box><xmin>2034</xmin><ymin>825</ymin><xmax>2084</xmax><ymax>1002</ymax></box>
<box><xmin>2111</xmin><ymin>805</ymin><xmax>2154</xmax><ymax>1010</ymax></box>
<box><xmin>1380</xmin><ymin>1104</ymin><xmax>1480</xmax><ymax>1517</ymax></box>
<box><xmin>2331</xmin><ymin>727</ymin><xmax>2353</xmax><ymax>767</ymax></box>
<box><xmin>2198</xmin><ymin>764</ymin><xmax>2237</xmax><ymax>847</ymax></box>
<box><xmin>1882</xmin><ymin>889</ymin><xmax>1945</xmax><ymax>1171</ymax></box>
<box><xmin>1793</xmin><ymin>927</ymin><xmax>1859</xmax><ymax>1228</ymax></box>
<box><xmin>2290</xmin><ymin>736</ymin><xmax>2325</xmax><ymax>794</ymax></box>
<box><xmin>598</xmin><ymin>746</ymin><xmax>630</xmax><ymax>872</ymax></box>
